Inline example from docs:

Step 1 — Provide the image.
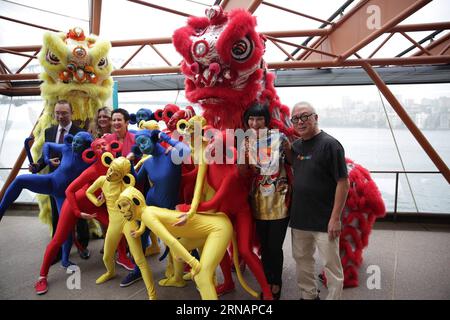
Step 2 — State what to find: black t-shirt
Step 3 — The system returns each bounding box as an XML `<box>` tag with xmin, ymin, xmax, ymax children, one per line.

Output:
<box><xmin>289</xmin><ymin>131</ymin><xmax>348</xmax><ymax>232</ymax></box>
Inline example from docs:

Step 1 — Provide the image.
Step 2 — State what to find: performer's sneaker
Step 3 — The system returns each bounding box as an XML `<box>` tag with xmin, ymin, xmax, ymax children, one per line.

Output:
<box><xmin>120</xmin><ymin>271</ymin><xmax>142</xmax><ymax>287</ymax></box>
<box><xmin>61</xmin><ymin>260</ymin><xmax>77</xmax><ymax>273</ymax></box>
<box><xmin>61</xmin><ymin>260</ymin><xmax>76</xmax><ymax>268</ymax></box>
<box><xmin>35</xmin><ymin>278</ymin><xmax>48</xmax><ymax>295</ymax></box>
<box><xmin>116</xmin><ymin>255</ymin><xmax>135</xmax><ymax>271</ymax></box>
<box><xmin>78</xmin><ymin>248</ymin><xmax>90</xmax><ymax>260</ymax></box>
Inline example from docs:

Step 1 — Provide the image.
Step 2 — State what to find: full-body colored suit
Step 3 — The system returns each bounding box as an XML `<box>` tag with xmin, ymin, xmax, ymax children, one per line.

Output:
<box><xmin>132</xmin><ymin>117</ymin><xmax>259</xmax><ymax>300</ymax></box>
<box><xmin>179</xmin><ymin>130</ymin><xmax>273</xmax><ymax>299</ymax></box>
<box><xmin>33</xmin><ymin>28</ymin><xmax>113</xmax><ymax>227</ymax></box>
<box><xmin>0</xmin><ymin>132</ymin><xmax>92</xmax><ymax>267</ymax></box>
<box><xmin>37</xmin><ymin>139</ymin><xmax>131</xmax><ymax>283</ymax></box>
<box><xmin>86</xmin><ymin>155</ymin><xmax>156</xmax><ymax>300</ymax></box>
<box><xmin>117</xmin><ymin>183</ymin><xmax>236</xmax><ymax>301</ymax></box>
<box><xmin>124</xmin><ymin>129</ymin><xmax>191</xmax><ymax>280</ymax></box>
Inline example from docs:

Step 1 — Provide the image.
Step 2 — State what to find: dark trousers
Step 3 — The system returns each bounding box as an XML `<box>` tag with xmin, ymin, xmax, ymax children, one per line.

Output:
<box><xmin>76</xmin><ymin>219</ymin><xmax>90</xmax><ymax>248</ymax></box>
<box><xmin>255</xmin><ymin>217</ymin><xmax>290</xmax><ymax>286</ymax></box>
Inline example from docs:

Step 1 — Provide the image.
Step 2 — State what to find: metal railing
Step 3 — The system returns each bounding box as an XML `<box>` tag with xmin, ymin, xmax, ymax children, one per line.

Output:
<box><xmin>370</xmin><ymin>170</ymin><xmax>449</xmax><ymax>220</ymax></box>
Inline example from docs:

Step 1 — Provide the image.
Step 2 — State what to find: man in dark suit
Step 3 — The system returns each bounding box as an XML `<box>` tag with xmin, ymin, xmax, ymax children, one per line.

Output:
<box><xmin>29</xmin><ymin>100</ymin><xmax>91</xmax><ymax>260</ymax></box>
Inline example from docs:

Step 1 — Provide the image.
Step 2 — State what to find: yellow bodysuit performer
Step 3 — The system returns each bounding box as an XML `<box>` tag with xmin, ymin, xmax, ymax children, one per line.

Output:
<box><xmin>85</xmin><ymin>153</ymin><xmax>157</xmax><ymax>300</ymax></box>
<box><xmin>117</xmin><ymin>116</ymin><xmax>257</xmax><ymax>300</ymax></box>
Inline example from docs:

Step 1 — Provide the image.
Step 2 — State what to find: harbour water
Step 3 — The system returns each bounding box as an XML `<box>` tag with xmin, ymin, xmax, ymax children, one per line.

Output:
<box><xmin>324</xmin><ymin>127</ymin><xmax>450</xmax><ymax>214</ymax></box>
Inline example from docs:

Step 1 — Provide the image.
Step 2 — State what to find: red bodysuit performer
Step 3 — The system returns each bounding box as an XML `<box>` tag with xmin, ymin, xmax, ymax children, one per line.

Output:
<box><xmin>35</xmin><ymin>138</ymin><xmax>133</xmax><ymax>295</ymax></box>
<box><xmin>177</xmin><ymin>130</ymin><xmax>273</xmax><ymax>299</ymax></box>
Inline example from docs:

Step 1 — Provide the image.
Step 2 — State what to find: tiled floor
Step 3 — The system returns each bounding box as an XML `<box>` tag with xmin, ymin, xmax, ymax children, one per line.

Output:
<box><xmin>0</xmin><ymin>212</ymin><xmax>449</xmax><ymax>300</ymax></box>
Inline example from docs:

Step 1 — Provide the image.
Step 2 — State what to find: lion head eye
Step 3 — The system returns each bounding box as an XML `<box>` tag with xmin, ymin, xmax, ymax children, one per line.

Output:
<box><xmin>231</xmin><ymin>37</ymin><xmax>253</xmax><ymax>62</ymax></box>
<box><xmin>46</xmin><ymin>50</ymin><xmax>60</xmax><ymax>65</ymax></box>
<box><xmin>97</xmin><ymin>57</ymin><xmax>108</xmax><ymax>68</ymax></box>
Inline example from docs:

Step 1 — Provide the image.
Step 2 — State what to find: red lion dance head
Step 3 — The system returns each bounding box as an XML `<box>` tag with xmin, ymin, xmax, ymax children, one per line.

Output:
<box><xmin>173</xmin><ymin>6</ymin><xmax>292</xmax><ymax>134</ymax></box>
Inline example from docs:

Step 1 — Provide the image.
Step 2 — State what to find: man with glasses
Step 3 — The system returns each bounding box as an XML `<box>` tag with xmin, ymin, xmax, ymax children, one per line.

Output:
<box><xmin>284</xmin><ymin>101</ymin><xmax>349</xmax><ymax>300</ymax></box>
<box><xmin>29</xmin><ymin>100</ymin><xmax>91</xmax><ymax>263</ymax></box>
<box><xmin>30</xmin><ymin>100</ymin><xmax>81</xmax><ymax>173</ymax></box>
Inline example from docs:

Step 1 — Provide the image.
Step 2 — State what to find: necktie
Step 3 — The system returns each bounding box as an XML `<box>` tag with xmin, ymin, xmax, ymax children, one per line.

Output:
<box><xmin>58</xmin><ymin>128</ymin><xmax>65</xmax><ymax>144</ymax></box>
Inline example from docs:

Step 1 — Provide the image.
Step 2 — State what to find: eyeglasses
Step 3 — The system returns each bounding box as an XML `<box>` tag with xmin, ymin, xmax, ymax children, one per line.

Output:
<box><xmin>290</xmin><ymin>113</ymin><xmax>315</xmax><ymax>124</ymax></box>
<box><xmin>54</xmin><ymin>111</ymin><xmax>70</xmax><ymax>117</ymax></box>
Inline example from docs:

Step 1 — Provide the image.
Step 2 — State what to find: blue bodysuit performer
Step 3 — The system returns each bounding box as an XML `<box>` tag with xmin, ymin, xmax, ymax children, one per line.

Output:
<box><xmin>0</xmin><ymin>132</ymin><xmax>93</xmax><ymax>267</ymax></box>
<box><xmin>121</xmin><ymin>129</ymin><xmax>190</xmax><ymax>286</ymax></box>
<box><xmin>129</xmin><ymin>108</ymin><xmax>154</xmax><ymax>127</ymax></box>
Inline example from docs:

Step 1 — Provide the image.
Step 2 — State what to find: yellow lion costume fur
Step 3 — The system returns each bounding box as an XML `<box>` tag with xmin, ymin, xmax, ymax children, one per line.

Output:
<box><xmin>33</xmin><ymin>27</ymin><xmax>113</xmax><ymax>226</ymax></box>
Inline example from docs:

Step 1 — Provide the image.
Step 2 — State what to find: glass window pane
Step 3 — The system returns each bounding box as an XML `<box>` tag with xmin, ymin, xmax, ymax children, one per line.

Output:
<box><xmin>0</xmin><ymin>95</ymin><xmax>42</xmax><ymax>203</ymax></box>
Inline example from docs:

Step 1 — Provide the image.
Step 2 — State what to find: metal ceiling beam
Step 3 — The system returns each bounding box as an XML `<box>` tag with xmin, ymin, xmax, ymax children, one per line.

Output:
<box><xmin>0</xmin><ymin>58</ymin><xmax>12</xmax><ymax>94</ymax></box>
<box><xmin>287</xmin><ymin>0</ymin><xmax>356</xmax><ymax>61</ymax></box>
<box><xmin>0</xmin><ymin>48</ymin><xmax>37</xmax><ymax>59</ymax></box>
<box><xmin>120</xmin><ymin>44</ymin><xmax>146</xmax><ymax>69</ymax></box>
<box><xmin>0</xmin><ymin>73</ymin><xmax>39</xmax><ymax>81</ymax></box>
<box><xmin>396</xmin><ymin>30</ymin><xmax>443</xmax><ymax>57</ymax></box>
<box><xmin>2</xmin><ymin>54</ymin><xmax>450</xmax><ymax>83</ymax></box>
<box><xmin>0</xmin><ymin>87</ymin><xmax>38</xmax><ymax>96</ymax></box>
<box><xmin>0</xmin><ymin>15</ymin><xmax>59</xmax><ymax>32</ymax></box>
<box><xmin>400</xmin><ymin>31</ymin><xmax>432</xmax><ymax>56</ymax></box>
<box><xmin>113</xmin><ymin>66</ymin><xmax>180</xmax><ymax>76</ymax></box>
<box><xmin>299</xmin><ymin>0</ymin><xmax>432</xmax><ymax>62</ymax></box>
<box><xmin>3</xmin><ymin>21</ymin><xmax>450</xmax><ymax>54</ymax></box>
<box><xmin>1</xmin><ymin>1</ymin><xmax>448</xmax><ymax>96</ymax></box>
<box><xmin>261</xmin><ymin>1</ymin><xmax>332</xmax><ymax>25</ymax></box>
<box><xmin>0</xmin><ymin>59</ymin><xmax>12</xmax><ymax>75</ymax></box>
<box><xmin>391</xmin><ymin>21</ymin><xmax>450</xmax><ymax>32</ymax></box>
<box><xmin>111</xmin><ymin>65</ymin><xmax>450</xmax><ymax>91</ymax></box>
<box><xmin>221</xmin><ymin>0</ymin><xmax>263</xmax><ymax>13</ymax></box>
<box><xmin>15</xmin><ymin>50</ymin><xmax>40</xmax><ymax>74</ymax></box>
<box><xmin>89</xmin><ymin>0</ymin><xmax>102</xmax><ymax>36</ymax></box>
<box><xmin>368</xmin><ymin>32</ymin><xmax>395</xmax><ymax>58</ymax></box>
<box><xmin>0</xmin><ymin>37</ymin><xmax>173</xmax><ymax>53</ymax></box>
<box><xmin>266</xmin><ymin>36</ymin><xmax>339</xmax><ymax>58</ymax></box>
<box><xmin>271</xmin><ymin>55</ymin><xmax>450</xmax><ymax>68</ymax></box>
<box><xmin>247</xmin><ymin>0</ymin><xmax>263</xmax><ymax>13</ymax></box>
<box><xmin>127</xmin><ymin>0</ymin><xmax>191</xmax><ymax>17</ymax></box>
<box><xmin>413</xmin><ymin>32</ymin><xmax>450</xmax><ymax>57</ymax></box>
<box><xmin>263</xmin><ymin>29</ymin><xmax>328</xmax><ymax>38</ymax></box>
<box><xmin>3</xmin><ymin>65</ymin><xmax>450</xmax><ymax>96</ymax></box>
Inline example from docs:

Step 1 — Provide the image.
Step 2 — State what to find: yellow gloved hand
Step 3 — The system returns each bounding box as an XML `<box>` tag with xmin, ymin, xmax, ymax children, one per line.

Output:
<box><xmin>130</xmin><ymin>222</ymin><xmax>146</xmax><ymax>238</ymax></box>
<box><xmin>172</xmin><ymin>208</ymin><xmax>196</xmax><ymax>227</ymax></box>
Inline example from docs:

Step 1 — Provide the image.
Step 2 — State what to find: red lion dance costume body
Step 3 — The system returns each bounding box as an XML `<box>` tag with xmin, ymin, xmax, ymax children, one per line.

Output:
<box><xmin>173</xmin><ymin>6</ymin><xmax>385</xmax><ymax>289</ymax></box>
